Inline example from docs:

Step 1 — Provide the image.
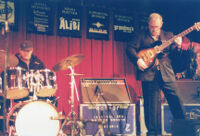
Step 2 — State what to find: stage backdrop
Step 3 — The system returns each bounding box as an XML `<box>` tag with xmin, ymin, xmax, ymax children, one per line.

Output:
<box><xmin>0</xmin><ymin>0</ymin><xmax>141</xmax><ymax>115</ymax></box>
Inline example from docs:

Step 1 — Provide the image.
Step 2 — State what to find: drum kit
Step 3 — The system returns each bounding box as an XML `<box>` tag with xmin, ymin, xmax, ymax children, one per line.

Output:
<box><xmin>0</xmin><ymin>50</ymin><xmax>86</xmax><ymax>136</ymax></box>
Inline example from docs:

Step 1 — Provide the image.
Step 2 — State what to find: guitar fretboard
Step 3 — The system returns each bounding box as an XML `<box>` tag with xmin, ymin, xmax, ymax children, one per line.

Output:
<box><xmin>159</xmin><ymin>25</ymin><xmax>196</xmax><ymax>51</ymax></box>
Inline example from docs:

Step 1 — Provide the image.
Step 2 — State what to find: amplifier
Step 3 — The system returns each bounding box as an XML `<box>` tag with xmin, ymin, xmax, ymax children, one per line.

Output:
<box><xmin>176</xmin><ymin>80</ymin><xmax>200</xmax><ymax>104</ymax></box>
<box><xmin>171</xmin><ymin>119</ymin><xmax>200</xmax><ymax>136</ymax></box>
<box><xmin>79</xmin><ymin>104</ymin><xmax>136</xmax><ymax>136</ymax></box>
<box><xmin>161</xmin><ymin>104</ymin><xmax>200</xmax><ymax>135</ymax></box>
<box><xmin>80</xmin><ymin>78</ymin><xmax>131</xmax><ymax>103</ymax></box>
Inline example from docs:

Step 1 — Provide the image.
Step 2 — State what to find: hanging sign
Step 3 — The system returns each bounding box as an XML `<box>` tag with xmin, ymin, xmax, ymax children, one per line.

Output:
<box><xmin>57</xmin><ymin>4</ymin><xmax>82</xmax><ymax>38</ymax></box>
<box><xmin>26</xmin><ymin>0</ymin><xmax>54</xmax><ymax>35</ymax></box>
<box><xmin>113</xmin><ymin>11</ymin><xmax>135</xmax><ymax>41</ymax></box>
<box><xmin>86</xmin><ymin>8</ymin><xmax>109</xmax><ymax>40</ymax></box>
<box><xmin>0</xmin><ymin>0</ymin><xmax>17</xmax><ymax>31</ymax></box>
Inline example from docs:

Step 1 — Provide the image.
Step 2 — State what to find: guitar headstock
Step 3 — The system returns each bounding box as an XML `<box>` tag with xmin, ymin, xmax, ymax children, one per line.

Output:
<box><xmin>194</xmin><ymin>22</ymin><xmax>200</xmax><ymax>31</ymax></box>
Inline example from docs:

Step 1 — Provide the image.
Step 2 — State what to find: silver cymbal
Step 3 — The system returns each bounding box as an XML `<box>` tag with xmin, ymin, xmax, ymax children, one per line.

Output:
<box><xmin>52</xmin><ymin>54</ymin><xmax>85</xmax><ymax>71</ymax></box>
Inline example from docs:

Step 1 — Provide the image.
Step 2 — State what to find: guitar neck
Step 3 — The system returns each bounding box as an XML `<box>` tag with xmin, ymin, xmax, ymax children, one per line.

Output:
<box><xmin>159</xmin><ymin>25</ymin><xmax>195</xmax><ymax>51</ymax></box>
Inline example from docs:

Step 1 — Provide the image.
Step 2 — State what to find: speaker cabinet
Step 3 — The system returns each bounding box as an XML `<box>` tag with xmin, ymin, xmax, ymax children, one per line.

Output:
<box><xmin>162</xmin><ymin>104</ymin><xmax>200</xmax><ymax>135</ymax></box>
<box><xmin>80</xmin><ymin>78</ymin><xmax>131</xmax><ymax>103</ymax></box>
<box><xmin>80</xmin><ymin>104</ymin><xmax>136</xmax><ymax>136</ymax></box>
<box><xmin>176</xmin><ymin>80</ymin><xmax>200</xmax><ymax>104</ymax></box>
<box><xmin>172</xmin><ymin>119</ymin><xmax>200</xmax><ymax>136</ymax></box>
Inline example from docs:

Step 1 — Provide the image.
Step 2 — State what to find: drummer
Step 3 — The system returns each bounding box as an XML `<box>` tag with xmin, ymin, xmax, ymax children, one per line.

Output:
<box><xmin>16</xmin><ymin>40</ymin><xmax>45</xmax><ymax>71</ymax></box>
<box><xmin>12</xmin><ymin>41</ymin><xmax>44</xmax><ymax>102</ymax></box>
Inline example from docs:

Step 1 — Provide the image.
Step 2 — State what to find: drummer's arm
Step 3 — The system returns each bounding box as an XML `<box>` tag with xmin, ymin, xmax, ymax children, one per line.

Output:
<box><xmin>33</xmin><ymin>57</ymin><xmax>45</xmax><ymax>70</ymax></box>
<box><xmin>39</xmin><ymin>61</ymin><xmax>45</xmax><ymax>69</ymax></box>
<box><xmin>1</xmin><ymin>71</ymin><xmax>5</xmax><ymax>90</ymax></box>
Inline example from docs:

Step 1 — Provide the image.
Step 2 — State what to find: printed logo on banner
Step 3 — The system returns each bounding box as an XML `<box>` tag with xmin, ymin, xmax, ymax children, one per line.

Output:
<box><xmin>113</xmin><ymin>11</ymin><xmax>135</xmax><ymax>41</ymax></box>
<box><xmin>57</xmin><ymin>4</ymin><xmax>82</xmax><ymax>38</ymax></box>
<box><xmin>26</xmin><ymin>0</ymin><xmax>54</xmax><ymax>35</ymax></box>
<box><xmin>86</xmin><ymin>8</ymin><xmax>109</xmax><ymax>40</ymax></box>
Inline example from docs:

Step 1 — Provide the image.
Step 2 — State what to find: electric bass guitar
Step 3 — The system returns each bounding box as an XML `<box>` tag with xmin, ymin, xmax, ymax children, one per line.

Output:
<box><xmin>137</xmin><ymin>22</ymin><xmax>200</xmax><ymax>70</ymax></box>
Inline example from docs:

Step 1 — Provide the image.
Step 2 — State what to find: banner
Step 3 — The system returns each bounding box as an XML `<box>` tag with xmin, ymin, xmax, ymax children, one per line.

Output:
<box><xmin>26</xmin><ymin>0</ymin><xmax>54</xmax><ymax>35</ymax></box>
<box><xmin>86</xmin><ymin>8</ymin><xmax>109</xmax><ymax>40</ymax></box>
<box><xmin>0</xmin><ymin>0</ymin><xmax>16</xmax><ymax>31</ymax></box>
<box><xmin>113</xmin><ymin>11</ymin><xmax>135</xmax><ymax>41</ymax></box>
<box><xmin>57</xmin><ymin>4</ymin><xmax>82</xmax><ymax>38</ymax></box>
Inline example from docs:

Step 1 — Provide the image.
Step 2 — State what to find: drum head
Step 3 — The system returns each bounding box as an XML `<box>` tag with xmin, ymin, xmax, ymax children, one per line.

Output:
<box><xmin>15</xmin><ymin>101</ymin><xmax>60</xmax><ymax>136</ymax></box>
<box><xmin>36</xmin><ymin>88</ymin><xmax>57</xmax><ymax>97</ymax></box>
<box><xmin>7</xmin><ymin>89</ymin><xmax>29</xmax><ymax>99</ymax></box>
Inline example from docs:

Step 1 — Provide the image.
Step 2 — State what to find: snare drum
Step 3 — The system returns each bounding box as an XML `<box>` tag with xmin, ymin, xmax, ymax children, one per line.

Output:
<box><xmin>6</xmin><ymin>67</ymin><xmax>28</xmax><ymax>99</ymax></box>
<box><xmin>7</xmin><ymin>100</ymin><xmax>60</xmax><ymax>136</ymax></box>
<box><xmin>36</xmin><ymin>69</ymin><xmax>57</xmax><ymax>97</ymax></box>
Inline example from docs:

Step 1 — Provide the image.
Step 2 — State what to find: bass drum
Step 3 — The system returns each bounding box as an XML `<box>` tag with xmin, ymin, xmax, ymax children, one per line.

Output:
<box><xmin>7</xmin><ymin>100</ymin><xmax>60</xmax><ymax>136</ymax></box>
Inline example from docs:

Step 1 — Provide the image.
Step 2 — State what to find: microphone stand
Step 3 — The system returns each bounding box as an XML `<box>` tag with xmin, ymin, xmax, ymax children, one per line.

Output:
<box><xmin>95</xmin><ymin>89</ymin><xmax>105</xmax><ymax>136</ymax></box>
<box><xmin>96</xmin><ymin>87</ymin><xmax>114</xmax><ymax>136</ymax></box>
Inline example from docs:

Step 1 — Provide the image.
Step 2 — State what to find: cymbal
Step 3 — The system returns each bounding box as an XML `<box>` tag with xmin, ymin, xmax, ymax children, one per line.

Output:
<box><xmin>52</xmin><ymin>54</ymin><xmax>85</xmax><ymax>71</ymax></box>
<box><xmin>0</xmin><ymin>50</ymin><xmax>18</xmax><ymax>70</ymax></box>
<box><xmin>66</xmin><ymin>73</ymin><xmax>84</xmax><ymax>76</ymax></box>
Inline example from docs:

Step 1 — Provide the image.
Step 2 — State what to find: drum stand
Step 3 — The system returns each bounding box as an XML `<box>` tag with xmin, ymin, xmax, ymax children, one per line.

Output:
<box><xmin>28</xmin><ymin>70</ymin><xmax>43</xmax><ymax>101</ymax></box>
<box><xmin>2</xmin><ymin>1</ymin><xmax>10</xmax><ymax>134</ymax></box>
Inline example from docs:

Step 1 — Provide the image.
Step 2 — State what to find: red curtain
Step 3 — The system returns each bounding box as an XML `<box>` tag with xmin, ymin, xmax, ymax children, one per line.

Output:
<box><xmin>0</xmin><ymin>1</ymin><xmax>141</xmax><ymax>115</ymax></box>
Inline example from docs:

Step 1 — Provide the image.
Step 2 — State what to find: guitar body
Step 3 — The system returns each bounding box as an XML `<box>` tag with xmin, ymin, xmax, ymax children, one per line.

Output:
<box><xmin>137</xmin><ymin>47</ymin><xmax>159</xmax><ymax>70</ymax></box>
<box><xmin>137</xmin><ymin>41</ymin><xmax>161</xmax><ymax>70</ymax></box>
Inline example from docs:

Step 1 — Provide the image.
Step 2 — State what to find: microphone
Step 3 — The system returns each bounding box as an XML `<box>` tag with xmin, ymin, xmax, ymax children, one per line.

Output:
<box><xmin>1</xmin><ymin>21</ymin><xmax>9</xmax><ymax>36</ymax></box>
<box><xmin>94</xmin><ymin>85</ymin><xmax>99</xmax><ymax>96</ymax></box>
<box><xmin>94</xmin><ymin>85</ymin><xmax>103</xmax><ymax>96</ymax></box>
<box><xmin>5</xmin><ymin>21</ymin><xmax>9</xmax><ymax>33</ymax></box>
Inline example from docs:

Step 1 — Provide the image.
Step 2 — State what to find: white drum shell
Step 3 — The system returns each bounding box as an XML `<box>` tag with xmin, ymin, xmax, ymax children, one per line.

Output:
<box><xmin>7</xmin><ymin>101</ymin><xmax>60</xmax><ymax>136</ymax></box>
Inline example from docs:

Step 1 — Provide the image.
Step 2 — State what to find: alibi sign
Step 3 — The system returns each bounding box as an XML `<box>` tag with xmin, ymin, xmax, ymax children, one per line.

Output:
<box><xmin>57</xmin><ymin>4</ymin><xmax>82</xmax><ymax>38</ymax></box>
<box><xmin>59</xmin><ymin>17</ymin><xmax>80</xmax><ymax>31</ymax></box>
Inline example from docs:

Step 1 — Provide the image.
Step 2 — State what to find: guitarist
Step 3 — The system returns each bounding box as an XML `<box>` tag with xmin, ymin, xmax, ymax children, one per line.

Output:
<box><xmin>126</xmin><ymin>13</ymin><xmax>186</xmax><ymax>136</ymax></box>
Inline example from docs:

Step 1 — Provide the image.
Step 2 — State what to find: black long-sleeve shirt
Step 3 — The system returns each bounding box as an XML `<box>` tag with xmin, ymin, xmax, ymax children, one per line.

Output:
<box><xmin>15</xmin><ymin>53</ymin><xmax>45</xmax><ymax>70</ymax></box>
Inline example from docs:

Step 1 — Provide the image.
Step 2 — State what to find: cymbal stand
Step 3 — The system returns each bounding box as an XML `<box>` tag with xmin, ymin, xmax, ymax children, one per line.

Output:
<box><xmin>2</xmin><ymin>46</ymin><xmax>8</xmax><ymax>135</ymax></box>
<box><xmin>2</xmin><ymin>0</ymin><xmax>10</xmax><ymax>134</ymax></box>
<box><xmin>66</xmin><ymin>66</ymin><xmax>80</xmax><ymax>136</ymax></box>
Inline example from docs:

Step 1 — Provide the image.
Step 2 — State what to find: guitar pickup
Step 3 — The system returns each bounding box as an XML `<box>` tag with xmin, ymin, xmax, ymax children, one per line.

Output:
<box><xmin>154</xmin><ymin>46</ymin><xmax>161</xmax><ymax>53</ymax></box>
